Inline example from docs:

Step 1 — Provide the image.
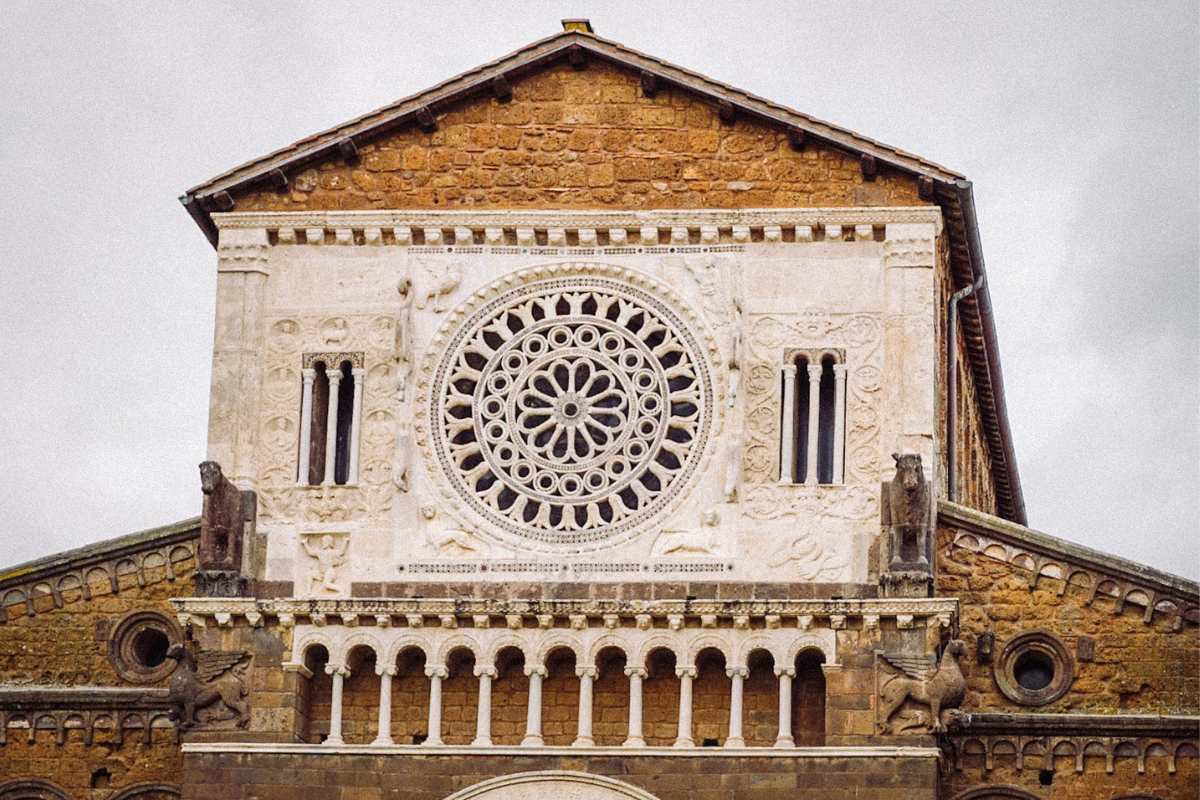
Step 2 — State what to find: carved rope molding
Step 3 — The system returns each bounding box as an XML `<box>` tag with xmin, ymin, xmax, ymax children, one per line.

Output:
<box><xmin>0</xmin><ymin>522</ymin><xmax>200</xmax><ymax>625</ymax></box>
<box><xmin>939</xmin><ymin>502</ymin><xmax>1200</xmax><ymax>631</ymax></box>
<box><xmin>211</xmin><ymin>206</ymin><xmax>942</xmax><ymax>249</ymax></box>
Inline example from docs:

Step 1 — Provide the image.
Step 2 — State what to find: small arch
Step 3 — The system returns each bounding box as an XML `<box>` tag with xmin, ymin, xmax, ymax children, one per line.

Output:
<box><xmin>109</xmin><ymin>784</ymin><xmax>182</xmax><ymax>800</ymax></box>
<box><xmin>592</xmin><ymin>645</ymin><xmax>630</xmax><ymax>747</ymax></box>
<box><xmin>1123</xmin><ymin>589</ymin><xmax>1152</xmax><ymax>609</ymax></box>
<box><xmin>436</xmin><ymin>635</ymin><xmax>483</xmax><ymax>667</ymax></box>
<box><xmin>486</xmin><ymin>634</ymin><xmax>534</xmax><ymax>667</ymax></box>
<box><xmin>736</xmin><ymin>637</ymin><xmax>782</xmax><ymax>671</ymax></box>
<box><xmin>442</xmin><ymin>645</ymin><xmax>479</xmax><ymax>746</ymax></box>
<box><xmin>684</xmin><ymin>634</ymin><xmax>732</xmax><ymax>667</ymax></box>
<box><xmin>535</xmin><ymin>635</ymin><xmax>584</xmax><ymax>669</ymax></box>
<box><xmin>0</xmin><ymin>779</ymin><xmax>73</xmax><ymax>800</ymax></box>
<box><xmin>950</xmin><ymin>787</ymin><xmax>1040</xmax><ymax>800</ymax></box>
<box><xmin>390</xmin><ymin>644</ymin><xmax>429</xmax><ymax>745</ymax></box>
<box><xmin>586</xmin><ymin>634</ymin><xmax>633</xmax><ymax>669</ymax></box>
<box><xmin>642</xmin><ymin>647</ymin><xmax>680</xmax><ymax>746</ymax></box>
<box><xmin>542</xmin><ymin>645</ymin><xmax>579</xmax><ymax>746</ymax></box>
<box><xmin>743</xmin><ymin>648</ymin><xmax>777</xmax><ymax>747</ymax></box>
<box><xmin>294</xmin><ymin>632</ymin><xmax>335</xmax><ymax>664</ymax></box>
<box><xmin>168</xmin><ymin>544</ymin><xmax>194</xmax><ymax>565</ymax></box>
<box><xmin>692</xmin><ymin>647</ymin><xmax>729</xmax><ymax>746</ymax></box>
<box><xmin>491</xmin><ymin>645</ymin><xmax>529</xmax><ymax>746</ymax></box>
<box><xmin>338</xmin><ymin>632</ymin><xmax>385</xmax><ymax>666</ymax></box>
<box><xmin>784</xmin><ymin>632</ymin><xmax>837</xmax><ymax>667</ymax></box>
<box><xmin>55</xmin><ymin>573</ymin><xmax>85</xmax><ymax>602</ymax></box>
<box><xmin>635</xmin><ymin>636</ymin><xmax>684</xmax><ymax>670</ymax></box>
<box><xmin>442</xmin><ymin>771</ymin><xmax>662</xmax><ymax>800</ymax></box>
<box><xmin>384</xmin><ymin>634</ymin><xmax>432</xmax><ymax>667</ymax></box>
<box><xmin>792</xmin><ymin>647</ymin><xmax>826</xmax><ymax>746</ymax></box>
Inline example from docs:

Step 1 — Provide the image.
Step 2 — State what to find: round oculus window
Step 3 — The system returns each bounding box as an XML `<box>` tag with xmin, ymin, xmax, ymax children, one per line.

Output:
<box><xmin>109</xmin><ymin>612</ymin><xmax>181</xmax><ymax>684</ymax></box>
<box><xmin>994</xmin><ymin>631</ymin><xmax>1074</xmax><ymax>706</ymax></box>
<box><xmin>423</xmin><ymin>265</ymin><xmax>716</xmax><ymax>548</ymax></box>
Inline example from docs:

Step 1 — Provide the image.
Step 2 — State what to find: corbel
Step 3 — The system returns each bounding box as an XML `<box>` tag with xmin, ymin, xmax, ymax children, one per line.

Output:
<box><xmin>490</xmin><ymin>74</ymin><xmax>513</xmax><ymax>103</ymax></box>
<box><xmin>337</xmin><ymin>138</ymin><xmax>360</xmax><ymax>164</ymax></box>
<box><xmin>439</xmin><ymin>614</ymin><xmax>457</xmax><ymax>629</ymax></box>
<box><xmin>536</xmin><ymin>614</ymin><xmax>553</xmax><ymax>629</ymax></box>
<box><xmin>567</xmin><ymin>44</ymin><xmax>587</xmax><ymax>70</ymax></box>
<box><xmin>267</xmin><ymin>168</ymin><xmax>289</xmax><ymax>193</ymax></box>
<box><xmin>405</xmin><ymin>614</ymin><xmax>424</xmax><ymax>628</ymax></box>
<box><xmin>787</xmin><ymin>127</ymin><xmax>807</xmax><ymax>151</ymax></box>
<box><xmin>635</xmin><ymin>614</ymin><xmax>652</xmax><ymax>630</ymax></box>
<box><xmin>340</xmin><ymin>612</ymin><xmax>358</xmax><ymax>627</ymax></box>
<box><xmin>717</xmin><ymin>100</ymin><xmax>736</xmax><ymax>123</ymax></box>
<box><xmin>639</xmin><ymin>70</ymin><xmax>658</xmax><ymax>97</ymax></box>
<box><xmin>569</xmin><ymin>614</ymin><xmax>587</xmax><ymax>630</ymax></box>
<box><xmin>416</xmin><ymin>106</ymin><xmax>437</xmax><ymax>132</ymax></box>
<box><xmin>211</xmin><ymin>191</ymin><xmax>235</xmax><ymax>212</ymax></box>
<box><xmin>374</xmin><ymin>614</ymin><xmax>392</xmax><ymax>628</ymax></box>
<box><xmin>860</xmin><ymin>153</ymin><xmax>878</xmax><ymax>181</ymax></box>
<box><xmin>918</xmin><ymin>175</ymin><xmax>936</xmax><ymax>201</ymax></box>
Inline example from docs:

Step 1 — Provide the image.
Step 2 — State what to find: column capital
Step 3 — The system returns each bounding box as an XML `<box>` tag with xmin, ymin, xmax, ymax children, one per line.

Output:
<box><xmin>325</xmin><ymin>663</ymin><xmax>350</xmax><ymax>678</ymax></box>
<box><xmin>575</xmin><ymin>665</ymin><xmax>598</xmax><ymax>679</ymax></box>
<box><xmin>375</xmin><ymin>665</ymin><xmax>397</xmax><ymax>677</ymax></box>
<box><xmin>302</xmin><ymin>368</ymin><xmax>317</xmax><ymax>381</ymax></box>
<box><xmin>832</xmin><ymin>363</ymin><xmax>849</xmax><ymax>376</ymax></box>
<box><xmin>675</xmin><ymin>665</ymin><xmax>697</xmax><ymax>678</ymax></box>
<box><xmin>623</xmin><ymin>666</ymin><xmax>647</xmax><ymax>679</ymax></box>
<box><xmin>726</xmin><ymin>666</ymin><xmax>749</xmax><ymax>679</ymax></box>
<box><xmin>326</xmin><ymin>370</ymin><xmax>343</xmax><ymax>384</ymax></box>
<box><xmin>774</xmin><ymin>666</ymin><xmax>796</xmax><ymax>678</ymax></box>
<box><xmin>781</xmin><ymin>363</ymin><xmax>798</xmax><ymax>378</ymax></box>
<box><xmin>806</xmin><ymin>363</ymin><xmax>824</xmax><ymax>380</ymax></box>
<box><xmin>424</xmin><ymin>665</ymin><xmax>449</xmax><ymax>679</ymax></box>
<box><xmin>351</xmin><ymin>367</ymin><xmax>366</xmax><ymax>377</ymax></box>
<box><xmin>523</xmin><ymin>664</ymin><xmax>547</xmax><ymax>678</ymax></box>
<box><xmin>474</xmin><ymin>665</ymin><xmax>497</xmax><ymax>678</ymax></box>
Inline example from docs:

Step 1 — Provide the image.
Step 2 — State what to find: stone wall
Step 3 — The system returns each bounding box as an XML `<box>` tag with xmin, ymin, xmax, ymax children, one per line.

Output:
<box><xmin>943</xmin><ymin>751</ymin><xmax>1199</xmax><ymax>800</ymax></box>
<box><xmin>937</xmin><ymin>524</ymin><xmax>1199</xmax><ymax>715</ymax></box>
<box><xmin>0</xmin><ymin>734</ymin><xmax>180</xmax><ymax>799</ymax></box>
<box><xmin>236</xmin><ymin>61</ymin><xmax>925</xmax><ymax>216</ymax></box>
<box><xmin>182</xmin><ymin>750</ymin><xmax>941</xmax><ymax>800</ymax></box>
<box><xmin>934</xmin><ymin>232</ymin><xmax>996</xmax><ymax>515</ymax></box>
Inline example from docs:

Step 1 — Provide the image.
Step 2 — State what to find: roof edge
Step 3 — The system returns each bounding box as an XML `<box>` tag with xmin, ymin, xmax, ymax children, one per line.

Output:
<box><xmin>938</xmin><ymin>500</ymin><xmax>1199</xmax><ymax>598</ymax></box>
<box><xmin>0</xmin><ymin>516</ymin><xmax>200</xmax><ymax>591</ymax></box>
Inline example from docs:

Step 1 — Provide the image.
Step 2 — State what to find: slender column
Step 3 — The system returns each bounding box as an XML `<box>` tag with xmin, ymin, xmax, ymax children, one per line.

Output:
<box><xmin>832</xmin><ymin>363</ymin><xmax>848</xmax><ymax>484</ymax></box>
<box><xmin>372</xmin><ymin>665</ymin><xmax>396</xmax><ymax>746</ymax></box>
<box><xmin>325</xmin><ymin>664</ymin><xmax>349</xmax><ymax>746</ymax></box>
<box><xmin>804</xmin><ymin>363</ymin><xmax>823</xmax><ymax>485</ymax></box>
<box><xmin>624</xmin><ymin>667</ymin><xmax>647</xmax><ymax>747</ymax></box>
<box><xmin>674</xmin><ymin>665</ymin><xmax>696</xmax><ymax>747</ymax></box>
<box><xmin>348</xmin><ymin>366</ymin><xmax>365</xmax><ymax>483</ymax></box>
<box><xmin>424</xmin><ymin>665</ymin><xmax>447</xmax><ymax>745</ymax></box>
<box><xmin>297</xmin><ymin>368</ymin><xmax>316</xmax><ymax>484</ymax></box>
<box><xmin>521</xmin><ymin>665</ymin><xmax>546</xmax><ymax>746</ymax></box>
<box><xmin>726</xmin><ymin>666</ymin><xmax>748</xmax><ymax>747</ymax></box>
<box><xmin>573</xmin><ymin>665</ymin><xmax>596</xmax><ymax>746</ymax></box>
<box><xmin>774</xmin><ymin>667</ymin><xmax>795</xmax><ymax>748</ymax></box>
<box><xmin>323</xmin><ymin>367</ymin><xmax>343</xmax><ymax>485</ymax></box>
<box><xmin>472</xmin><ymin>666</ymin><xmax>495</xmax><ymax>746</ymax></box>
<box><xmin>779</xmin><ymin>364</ymin><xmax>798</xmax><ymax>482</ymax></box>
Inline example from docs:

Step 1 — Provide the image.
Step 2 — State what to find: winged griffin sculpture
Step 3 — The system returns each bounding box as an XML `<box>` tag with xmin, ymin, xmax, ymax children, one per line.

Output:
<box><xmin>165</xmin><ymin>642</ymin><xmax>251</xmax><ymax>730</ymax></box>
<box><xmin>876</xmin><ymin>639</ymin><xmax>966</xmax><ymax>734</ymax></box>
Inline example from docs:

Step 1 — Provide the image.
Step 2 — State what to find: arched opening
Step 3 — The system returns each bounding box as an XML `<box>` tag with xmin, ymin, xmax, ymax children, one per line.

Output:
<box><xmin>333</xmin><ymin>360</ymin><xmax>355</xmax><ymax>484</ymax></box>
<box><xmin>300</xmin><ymin>644</ymin><xmax>330</xmax><ymax>743</ymax></box>
<box><xmin>791</xmin><ymin>356</ymin><xmax>810</xmax><ymax>483</ymax></box>
<box><xmin>342</xmin><ymin>645</ymin><xmax>379</xmax><ymax>744</ymax></box>
<box><xmin>642</xmin><ymin>648</ymin><xmax>680</xmax><ymax>746</ymax></box>
<box><xmin>490</xmin><ymin>646</ymin><xmax>528</xmax><ymax>746</ymax></box>
<box><xmin>743</xmin><ymin>649</ymin><xmax>778</xmax><ymax>747</ymax></box>
<box><xmin>816</xmin><ymin>354</ymin><xmax>837</xmax><ymax>484</ymax></box>
<box><xmin>306</xmin><ymin>361</ymin><xmax>330</xmax><ymax>485</ymax></box>
<box><xmin>792</xmin><ymin>648</ymin><xmax>826</xmax><ymax>746</ymax></box>
<box><xmin>692</xmin><ymin>648</ymin><xmax>730</xmax><ymax>746</ymax></box>
<box><xmin>592</xmin><ymin>646</ymin><xmax>630</xmax><ymax>746</ymax></box>
<box><xmin>441</xmin><ymin>647</ymin><xmax>479</xmax><ymax>745</ymax></box>
<box><xmin>390</xmin><ymin>646</ymin><xmax>429</xmax><ymax>744</ymax></box>
<box><xmin>542</xmin><ymin>647</ymin><xmax>579</xmax><ymax>746</ymax></box>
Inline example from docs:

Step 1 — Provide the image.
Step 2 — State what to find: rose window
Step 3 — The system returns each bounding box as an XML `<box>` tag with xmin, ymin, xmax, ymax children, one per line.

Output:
<box><xmin>427</xmin><ymin>269</ymin><xmax>714</xmax><ymax>546</ymax></box>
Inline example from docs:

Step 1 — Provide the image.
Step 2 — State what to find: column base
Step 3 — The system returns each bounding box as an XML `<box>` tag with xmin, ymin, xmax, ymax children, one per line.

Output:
<box><xmin>572</xmin><ymin>737</ymin><xmax>595</xmax><ymax>747</ymax></box>
<box><xmin>672</xmin><ymin>738</ymin><xmax>695</xmax><ymax>748</ymax></box>
<box><xmin>724</xmin><ymin>736</ymin><xmax>746</xmax><ymax>748</ymax></box>
<box><xmin>370</xmin><ymin>737</ymin><xmax>395</xmax><ymax>747</ymax></box>
<box><xmin>423</xmin><ymin>738</ymin><xmax>444</xmax><ymax>747</ymax></box>
<box><xmin>520</xmin><ymin>734</ymin><xmax>545</xmax><ymax>746</ymax></box>
<box><xmin>323</xmin><ymin>736</ymin><xmax>344</xmax><ymax>746</ymax></box>
<box><xmin>774</xmin><ymin>736</ymin><xmax>795</xmax><ymax>748</ymax></box>
<box><xmin>623</xmin><ymin>737</ymin><xmax>646</xmax><ymax>747</ymax></box>
<box><xmin>471</xmin><ymin>737</ymin><xmax>492</xmax><ymax>747</ymax></box>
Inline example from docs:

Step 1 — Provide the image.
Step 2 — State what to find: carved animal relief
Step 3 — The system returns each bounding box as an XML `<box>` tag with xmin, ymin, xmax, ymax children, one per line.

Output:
<box><xmin>875</xmin><ymin>639</ymin><xmax>966</xmax><ymax>734</ymax></box>
<box><xmin>165</xmin><ymin>643</ymin><xmax>251</xmax><ymax>730</ymax></box>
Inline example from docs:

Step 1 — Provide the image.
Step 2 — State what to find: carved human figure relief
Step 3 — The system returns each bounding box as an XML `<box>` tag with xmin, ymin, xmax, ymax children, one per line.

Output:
<box><xmin>394</xmin><ymin>273</ymin><xmax>415</xmax><ymax>402</ymax></box>
<box><xmin>721</xmin><ymin>418</ymin><xmax>743</xmax><ymax>504</ymax></box>
<box><xmin>413</xmin><ymin>258</ymin><xmax>463</xmax><ymax>313</ymax></box>
<box><xmin>392</xmin><ymin>399</ymin><xmax>413</xmax><ymax>493</ymax></box>
<box><xmin>725</xmin><ymin>265</ymin><xmax>744</xmax><ymax>407</ymax></box>
<box><xmin>653</xmin><ymin>507</ymin><xmax>727</xmax><ymax>557</ymax></box>
<box><xmin>301</xmin><ymin>533</ymin><xmax>350</xmax><ymax>595</ymax></box>
<box><xmin>420</xmin><ymin>503</ymin><xmax>489</xmax><ymax>557</ymax></box>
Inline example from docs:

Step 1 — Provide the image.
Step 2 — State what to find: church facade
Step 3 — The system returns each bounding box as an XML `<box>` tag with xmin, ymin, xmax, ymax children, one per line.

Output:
<box><xmin>1</xmin><ymin>21</ymin><xmax>1196</xmax><ymax>800</ymax></box>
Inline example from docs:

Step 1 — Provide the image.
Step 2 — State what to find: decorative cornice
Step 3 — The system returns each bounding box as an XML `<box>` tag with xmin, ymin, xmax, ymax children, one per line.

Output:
<box><xmin>172</xmin><ymin>596</ymin><xmax>957</xmax><ymax>631</ymax></box>
<box><xmin>0</xmin><ymin>518</ymin><xmax>199</xmax><ymax>624</ymax></box>
<box><xmin>181</xmin><ymin>741</ymin><xmax>942</xmax><ymax>759</ymax></box>
<box><xmin>213</xmin><ymin>207</ymin><xmax>942</xmax><ymax>244</ymax></box>
<box><xmin>939</xmin><ymin>501</ymin><xmax>1199</xmax><ymax>630</ymax></box>
<box><xmin>948</xmin><ymin>712</ymin><xmax>1200</xmax><ymax>738</ymax></box>
<box><xmin>0</xmin><ymin>687</ymin><xmax>176</xmax><ymax>747</ymax></box>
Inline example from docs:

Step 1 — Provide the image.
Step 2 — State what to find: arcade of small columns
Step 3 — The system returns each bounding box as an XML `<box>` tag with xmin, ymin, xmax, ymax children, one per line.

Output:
<box><xmin>288</xmin><ymin>622</ymin><xmax>839</xmax><ymax>749</ymax></box>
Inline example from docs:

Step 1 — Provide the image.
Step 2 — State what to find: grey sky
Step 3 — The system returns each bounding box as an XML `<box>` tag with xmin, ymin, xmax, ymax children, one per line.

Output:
<box><xmin>1</xmin><ymin>1</ymin><xmax>1196</xmax><ymax>579</ymax></box>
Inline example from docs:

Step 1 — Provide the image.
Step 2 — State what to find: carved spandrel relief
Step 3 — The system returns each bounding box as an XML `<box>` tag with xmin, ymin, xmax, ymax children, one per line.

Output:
<box><xmin>652</xmin><ymin>507</ymin><xmax>731</xmax><ymax>557</ymax></box>
<box><xmin>419</xmin><ymin>503</ymin><xmax>491</xmax><ymax>558</ymax></box>
<box><xmin>300</xmin><ymin>532</ymin><xmax>350</xmax><ymax>596</ymax></box>
<box><xmin>166</xmin><ymin>643</ymin><xmax>251</xmax><ymax>730</ymax></box>
<box><xmin>741</xmin><ymin>311</ymin><xmax>884</xmax><ymax>505</ymax></box>
<box><xmin>875</xmin><ymin>639</ymin><xmax>966</xmax><ymax>734</ymax></box>
<box><xmin>412</xmin><ymin>257</ymin><xmax>463</xmax><ymax>313</ymax></box>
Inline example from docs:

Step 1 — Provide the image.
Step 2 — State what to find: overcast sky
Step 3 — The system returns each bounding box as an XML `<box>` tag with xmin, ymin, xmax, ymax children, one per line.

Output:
<box><xmin>1</xmin><ymin>1</ymin><xmax>1196</xmax><ymax>579</ymax></box>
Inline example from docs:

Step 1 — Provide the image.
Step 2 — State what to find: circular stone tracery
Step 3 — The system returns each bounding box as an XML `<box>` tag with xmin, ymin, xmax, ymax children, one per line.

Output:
<box><xmin>427</xmin><ymin>268</ymin><xmax>714</xmax><ymax>546</ymax></box>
